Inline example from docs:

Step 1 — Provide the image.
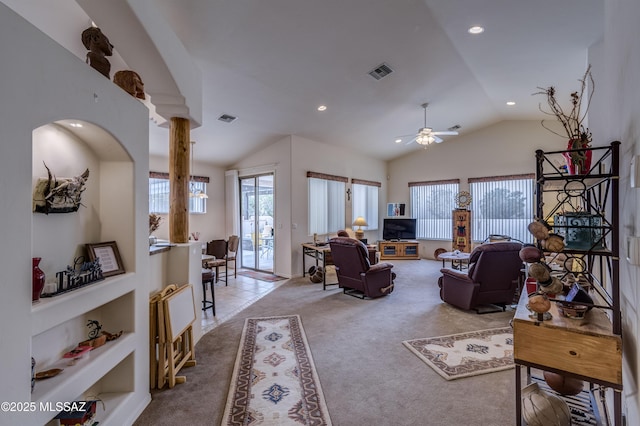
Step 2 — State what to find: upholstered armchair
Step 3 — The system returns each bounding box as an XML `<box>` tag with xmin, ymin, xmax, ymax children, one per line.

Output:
<box><xmin>328</xmin><ymin>236</ymin><xmax>395</xmax><ymax>299</ymax></box>
<box><xmin>438</xmin><ymin>242</ymin><xmax>523</xmax><ymax>312</ymax></box>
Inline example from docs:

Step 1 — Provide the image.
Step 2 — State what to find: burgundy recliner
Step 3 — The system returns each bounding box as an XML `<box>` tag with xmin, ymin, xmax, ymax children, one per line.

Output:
<box><xmin>438</xmin><ymin>242</ymin><xmax>523</xmax><ymax>312</ymax></box>
<box><xmin>329</xmin><ymin>237</ymin><xmax>395</xmax><ymax>298</ymax></box>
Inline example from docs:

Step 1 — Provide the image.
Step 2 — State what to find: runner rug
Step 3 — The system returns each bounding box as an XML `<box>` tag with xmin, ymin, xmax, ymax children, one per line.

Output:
<box><xmin>222</xmin><ymin>315</ymin><xmax>332</xmax><ymax>425</ymax></box>
<box><xmin>403</xmin><ymin>327</ymin><xmax>514</xmax><ymax>380</ymax></box>
<box><xmin>237</xmin><ymin>270</ymin><xmax>288</xmax><ymax>282</ymax></box>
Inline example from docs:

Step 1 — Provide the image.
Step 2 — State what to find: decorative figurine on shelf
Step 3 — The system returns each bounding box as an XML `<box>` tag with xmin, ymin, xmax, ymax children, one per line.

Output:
<box><xmin>81</xmin><ymin>26</ymin><xmax>113</xmax><ymax>79</ymax></box>
<box><xmin>78</xmin><ymin>319</ymin><xmax>122</xmax><ymax>349</ymax></box>
<box><xmin>32</xmin><ymin>163</ymin><xmax>90</xmax><ymax>214</ymax></box>
<box><xmin>113</xmin><ymin>70</ymin><xmax>145</xmax><ymax>99</ymax></box>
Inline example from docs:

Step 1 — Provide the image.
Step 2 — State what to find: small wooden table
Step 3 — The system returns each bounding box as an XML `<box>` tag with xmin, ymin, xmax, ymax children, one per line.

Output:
<box><xmin>437</xmin><ymin>251</ymin><xmax>471</xmax><ymax>270</ymax></box>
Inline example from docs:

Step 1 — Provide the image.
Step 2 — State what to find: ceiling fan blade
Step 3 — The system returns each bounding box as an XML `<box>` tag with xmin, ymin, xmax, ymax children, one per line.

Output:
<box><xmin>432</xmin><ymin>131</ymin><xmax>458</xmax><ymax>136</ymax></box>
<box><xmin>394</xmin><ymin>134</ymin><xmax>417</xmax><ymax>144</ymax></box>
<box><xmin>433</xmin><ymin>135</ymin><xmax>444</xmax><ymax>143</ymax></box>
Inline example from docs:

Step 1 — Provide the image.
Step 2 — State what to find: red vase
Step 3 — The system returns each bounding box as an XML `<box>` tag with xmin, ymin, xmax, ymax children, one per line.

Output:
<box><xmin>562</xmin><ymin>139</ymin><xmax>592</xmax><ymax>175</ymax></box>
<box><xmin>32</xmin><ymin>257</ymin><xmax>45</xmax><ymax>302</ymax></box>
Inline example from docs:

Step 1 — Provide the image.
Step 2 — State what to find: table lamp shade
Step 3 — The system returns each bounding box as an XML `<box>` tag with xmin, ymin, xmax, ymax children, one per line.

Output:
<box><xmin>353</xmin><ymin>216</ymin><xmax>368</xmax><ymax>240</ymax></box>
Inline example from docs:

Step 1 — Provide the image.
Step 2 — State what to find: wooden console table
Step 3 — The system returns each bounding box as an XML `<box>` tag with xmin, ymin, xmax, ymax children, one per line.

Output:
<box><xmin>512</xmin><ymin>290</ymin><xmax>622</xmax><ymax>425</ymax></box>
<box><xmin>302</xmin><ymin>242</ymin><xmax>377</xmax><ymax>290</ymax></box>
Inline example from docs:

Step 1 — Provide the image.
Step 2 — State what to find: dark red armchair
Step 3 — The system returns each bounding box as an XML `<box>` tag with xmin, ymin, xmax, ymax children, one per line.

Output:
<box><xmin>438</xmin><ymin>242</ymin><xmax>523</xmax><ymax>312</ymax></box>
<box><xmin>329</xmin><ymin>237</ymin><xmax>395</xmax><ymax>298</ymax></box>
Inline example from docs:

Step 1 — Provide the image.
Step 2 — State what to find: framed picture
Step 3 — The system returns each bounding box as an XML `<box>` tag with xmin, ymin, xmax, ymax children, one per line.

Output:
<box><xmin>387</xmin><ymin>203</ymin><xmax>406</xmax><ymax>217</ymax></box>
<box><xmin>86</xmin><ymin>241</ymin><xmax>125</xmax><ymax>277</ymax></box>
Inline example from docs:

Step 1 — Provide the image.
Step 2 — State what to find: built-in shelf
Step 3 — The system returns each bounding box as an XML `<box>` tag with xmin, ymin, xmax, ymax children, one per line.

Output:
<box><xmin>31</xmin><ymin>272</ymin><xmax>136</xmax><ymax>336</ymax></box>
<box><xmin>31</xmin><ymin>333</ymin><xmax>134</xmax><ymax>425</ymax></box>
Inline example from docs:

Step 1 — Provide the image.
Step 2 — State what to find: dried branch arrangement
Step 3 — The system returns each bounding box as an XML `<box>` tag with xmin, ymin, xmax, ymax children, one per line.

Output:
<box><xmin>534</xmin><ymin>65</ymin><xmax>594</xmax><ymax>147</ymax></box>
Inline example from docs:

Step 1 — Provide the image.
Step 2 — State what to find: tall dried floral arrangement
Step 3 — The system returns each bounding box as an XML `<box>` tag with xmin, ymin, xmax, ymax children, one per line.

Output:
<box><xmin>534</xmin><ymin>64</ymin><xmax>594</xmax><ymax>148</ymax></box>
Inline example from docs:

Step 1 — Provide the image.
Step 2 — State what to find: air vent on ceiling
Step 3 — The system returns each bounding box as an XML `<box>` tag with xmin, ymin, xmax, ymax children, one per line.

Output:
<box><xmin>218</xmin><ymin>114</ymin><xmax>237</xmax><ymax>123</ymax></box>
<box><xmin>448</xmin><ymin>124</ymin><xmax>461</xmax><ymax>131</ymax></box>
<box><xmin>368</xmin><ymin>62</ymin><xmax>394</xmax><ymax>80</ymax></box>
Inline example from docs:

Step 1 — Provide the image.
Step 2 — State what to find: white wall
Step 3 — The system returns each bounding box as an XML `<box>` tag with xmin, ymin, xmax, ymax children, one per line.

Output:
<box><xmin>232</xmin><ymin>136</ymin><xmax>293</xmax><ymax>277</ymax></box>
<box><xmin>0</xmin><ymin>4</ymin><xmax>150</xmax><ymax>422</ymax></box>
<box><xmin>149</xmin><ymin>153</ymin><xmax>227</xmax><ymax>243</ymax></box>
<box><xmin>388</xmin><ymin>120</ymin><xmax>565</xmax><ymax>257</ymax></box>
<box><xmin>602</xmin><ymin>0</ymin><xmax>640</xmax><ymax>422</ymax></box>
<box><xmin>289</xmin><ymin>136</ymin><xmax>387</xmax><ymax>276</ymax></box>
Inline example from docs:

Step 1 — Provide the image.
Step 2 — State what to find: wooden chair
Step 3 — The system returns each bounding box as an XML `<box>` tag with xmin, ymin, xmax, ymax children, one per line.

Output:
<box><xmin>205</xmin><ymin>239</ymin><xmax>228</xmax><ymax>285</ymax></box>
<box><xmin>227</xmin><ymin>235</ymin><xmax>239</xmax><ymax>278</ymax></box>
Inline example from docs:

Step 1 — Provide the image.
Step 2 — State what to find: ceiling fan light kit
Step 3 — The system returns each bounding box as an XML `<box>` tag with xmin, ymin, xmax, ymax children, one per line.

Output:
<box><xmin>397</xmin><ymin>102</ymin><xmax>459</xmax><ymax>148</ymax></box>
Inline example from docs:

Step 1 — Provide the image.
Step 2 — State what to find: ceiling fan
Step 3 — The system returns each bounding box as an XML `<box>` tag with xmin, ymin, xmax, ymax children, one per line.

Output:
<box><xmin>395</xmin><ymin>103</ymin><xmax>459</xmax><ymax>147</ymax></box>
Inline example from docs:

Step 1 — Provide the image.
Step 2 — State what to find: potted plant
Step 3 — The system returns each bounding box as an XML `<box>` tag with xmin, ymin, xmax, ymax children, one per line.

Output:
<box><xmin>149</xmin><ymin>213</ymin><xmax>162</xmax><ymax>245</ymax></box>
<box><xmin>534</xmin><ymin>65</ymin><xmax>594</xmax><ymax>175</ymax></box>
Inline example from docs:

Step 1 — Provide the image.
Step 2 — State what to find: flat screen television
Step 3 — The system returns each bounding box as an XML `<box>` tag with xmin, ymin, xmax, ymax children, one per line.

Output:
<box><xmin>383</xmin><ymin>218</ymin><xmax>417</xmax><ymax>241</ymax></box>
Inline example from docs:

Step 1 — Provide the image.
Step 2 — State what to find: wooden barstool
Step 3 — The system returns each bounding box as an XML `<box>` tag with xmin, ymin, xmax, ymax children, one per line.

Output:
<box><xmin>202</xmin><ymin>268</ymin><xmax>216</xmax><ymax>315</ymax></box>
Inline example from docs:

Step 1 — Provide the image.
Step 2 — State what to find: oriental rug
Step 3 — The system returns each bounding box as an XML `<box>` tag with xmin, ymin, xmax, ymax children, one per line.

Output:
<box><xmin>237</xmin><ymin>270</ymin><xmax>288</xmax><ymax>282</ymax></box>
<box><xmin>403</xmin><ymin>327</ymin><xmax>514</xmax><ymax>380</ymax></box>
<box><xmin>222</xmin><ymin>315</ymin><xmax>332</xmax><ymax>426</ymax></box>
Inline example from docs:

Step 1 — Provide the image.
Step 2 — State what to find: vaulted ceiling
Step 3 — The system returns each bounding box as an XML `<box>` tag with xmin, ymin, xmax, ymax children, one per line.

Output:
<box><xmin>5</xmin><ymin>0</ymin><xmax>604</xmax><ymax>166</ymax></box>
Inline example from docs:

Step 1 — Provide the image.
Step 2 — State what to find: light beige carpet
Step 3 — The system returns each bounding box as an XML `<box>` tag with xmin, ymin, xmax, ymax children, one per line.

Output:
<box><xmin>134</xmin><ymin>259</ymin><xmax>518</xmax><ymax>426</ymax></box>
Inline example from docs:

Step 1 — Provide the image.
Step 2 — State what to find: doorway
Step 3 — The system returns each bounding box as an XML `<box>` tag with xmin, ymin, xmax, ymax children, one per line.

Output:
<box><xmin>239</xmin><ymin>173</ymin><xmax>274</xmax><ymax>272</ymax></box>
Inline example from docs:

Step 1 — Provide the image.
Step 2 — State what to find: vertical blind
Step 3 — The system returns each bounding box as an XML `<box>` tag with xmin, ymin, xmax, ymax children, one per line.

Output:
<box><xmin>469</xmin><ymin>174</ymin><xmax>534</xmax><ymax>243</ymax></box>
<box><xmin>351</xmin><ymin>179</ymin><xmax>380</xmax><ymax>230</ymax></box>
<box><xmin>308</xmin><ymin>172</ymin><xmax>347</xmax><ymax>235</ymax></box>
<box><xmin>409</xmin><ymin>180</ymin><xmax>459</xmax><ymax>239</ymax></box>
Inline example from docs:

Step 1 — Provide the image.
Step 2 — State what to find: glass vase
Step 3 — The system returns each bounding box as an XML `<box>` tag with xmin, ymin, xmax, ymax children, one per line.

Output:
<box><xmin>32</xmin><ymin>257</ymin><xmax>45</xmax><ymax>302</ymax></box>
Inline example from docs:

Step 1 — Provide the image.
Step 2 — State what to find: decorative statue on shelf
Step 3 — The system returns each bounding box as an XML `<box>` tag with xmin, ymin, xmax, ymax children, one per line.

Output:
<box><xmin>81</xmin><ymin>26</ymin><xmax>113</xmax><ymax>78</ymax></box>
<box><xmin>113</xmin><ymin>70</ymin><xmax>146</xmax><ymax>99</ymax></box>
<box><xmin>32</xmin><ymin>163</ymin><xmax>90</xmax><ymax>214</ymax></box>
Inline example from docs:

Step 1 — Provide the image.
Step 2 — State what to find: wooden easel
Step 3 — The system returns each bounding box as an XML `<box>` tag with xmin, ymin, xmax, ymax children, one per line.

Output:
<box><xmin>149</xmin><ymin>284</ymin><xmax>197</xmax><ymax>389</ymax></box>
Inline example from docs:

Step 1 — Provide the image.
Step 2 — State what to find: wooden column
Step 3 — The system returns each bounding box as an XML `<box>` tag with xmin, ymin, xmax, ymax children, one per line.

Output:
<box><xmin>169</xmin><ymin>117</ymin><xmax>190</xmax><ymax>243</ymax></box>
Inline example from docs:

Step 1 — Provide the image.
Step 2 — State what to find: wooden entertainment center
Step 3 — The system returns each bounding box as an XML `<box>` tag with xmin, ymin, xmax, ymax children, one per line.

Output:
<box><xmin>378</xmin><ymin>240</ymin><xmax>419</xmax><ymax>260</ymax></box>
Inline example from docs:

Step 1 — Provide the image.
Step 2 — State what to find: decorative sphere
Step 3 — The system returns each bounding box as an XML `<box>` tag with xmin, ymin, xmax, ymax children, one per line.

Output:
<box><xmin>543</xmin><ymin>234</ymin><xmax>565</xmax><ymax>252</ymax></box>
<box><xmin>543</xmin><ymin>371</ymin><xmax>584</xmax><ymax>396</ymax></box>
<box><xmin>522</xmin><ymin>383</ymin><xmax>571</xmax><ymax>426</ymax></box>
<box><xmin>520</xmin><ymin>245</ymin><xmax>543</xmax><ymax>263</ymax></box>
<box><xmin>528</xmin><ymin>294</ymin><xmax>551</xmax><ymax>313</ymax></box>
<box><xmin>528</xmin><ymin>221</ymin><xmax>550</xmax><ymax>240</ymax></box>
<box><xmin>539</xmin><ymin>277</ymin><xmax>564</xmax><ymax>295</ymax></box>
<box><xmin>528</xmin><ymin>262</ymin><xmax>550</xmax><ymax>282</ymax></box>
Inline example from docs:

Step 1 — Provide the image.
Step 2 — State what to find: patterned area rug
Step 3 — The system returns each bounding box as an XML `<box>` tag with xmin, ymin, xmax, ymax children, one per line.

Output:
<box><xmin>222</xmin><ymin>315</ymin><xmax>332</xmax><ymax>425</ymax></box>
<box><xmin>403</xmin><ymin>327</ymin><xmax>514</xmax><ymax>380</ymax></box>
<box><xmin>238</xmin><ymin>270</ymin><xmax>288</xmax><ymax>282</ymax></box>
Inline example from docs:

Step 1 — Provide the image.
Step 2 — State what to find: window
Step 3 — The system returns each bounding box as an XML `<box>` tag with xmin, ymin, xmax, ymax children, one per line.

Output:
<box><xmin>351</xmin><ymin>179</ymin><xmax>380</xmax><ymax>230</ymax></box>
<box><xmin>409</xmin><ymin>179</ymin><xmax>459</xmax><ymax>239</ymax></box>
<box><xmin>149</xmin><ymin>172</ymin><xmax>208</xmax><ymax>214</ymax></box>
<box><xmin>308</xmin><ymin>172</ymin><xmax>347</xmax><ymax>235</ymax></box>
<box><xmin>469</xmin><ymin>174</ymin><xmax>534</xmax><ymax>243</ymax></box>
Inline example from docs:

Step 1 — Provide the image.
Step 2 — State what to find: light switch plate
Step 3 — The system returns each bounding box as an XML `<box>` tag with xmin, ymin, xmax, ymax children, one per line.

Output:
<box><xmin>627</xmin><ymin>236</ymin><xmax>640</xmax><ymax>265</ymax></box>
<box><xmin>631</xmin><ymin>155</ymin><xmax>640</xmax><ymax>188</ymax></box>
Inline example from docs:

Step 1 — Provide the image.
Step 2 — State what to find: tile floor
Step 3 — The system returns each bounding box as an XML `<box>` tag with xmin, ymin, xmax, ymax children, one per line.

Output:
<box><xmin>200</xmin><ymin>270</ymin><xmax>288</xmax><ymax>335</ymax></box>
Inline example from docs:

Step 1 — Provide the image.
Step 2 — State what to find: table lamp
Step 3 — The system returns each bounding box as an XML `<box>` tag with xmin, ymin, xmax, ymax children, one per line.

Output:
<box><xmin>352</xmin><ymin>216</ymin><xmax>368</xmax><ymax>240</ymax></box>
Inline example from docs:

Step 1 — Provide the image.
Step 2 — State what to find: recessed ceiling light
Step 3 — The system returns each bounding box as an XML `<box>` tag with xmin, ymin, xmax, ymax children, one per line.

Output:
<box><xmin>69</xmin><ymin>122</ymin><xmax>83</xmax><ymax>128</ymax></box>
<box><xmin>506</xmin><ymin>101</ymin><xmax>516</xmax><ymax>106</ymax></box>
<box><xmin>395</xmin><ymin>139</ymin><xmax>402</xmax><ymax>144</ymax></box>
<box><xmin>317</xmin><ymin>105</ymin><xmax>327</xmax><ymax>111</ymax></box>
<box><xmin>468</xmin><ymin>26</ymin><xmax>484</xmax><ymax>35</ymax></box>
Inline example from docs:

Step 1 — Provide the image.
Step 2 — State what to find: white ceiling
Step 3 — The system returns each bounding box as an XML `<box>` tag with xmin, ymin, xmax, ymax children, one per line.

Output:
<box><xmin>5</xmin><ymin>0</ymin><xmax>604</xmax><ymax>166</ymax></box>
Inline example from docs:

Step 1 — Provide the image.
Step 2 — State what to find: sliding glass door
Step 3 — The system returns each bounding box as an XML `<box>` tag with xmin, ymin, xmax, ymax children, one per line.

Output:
<box><xmin>239</xmin><ymin>174</ymin><xmax>274</xmax><ymax>272</ymax></box>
